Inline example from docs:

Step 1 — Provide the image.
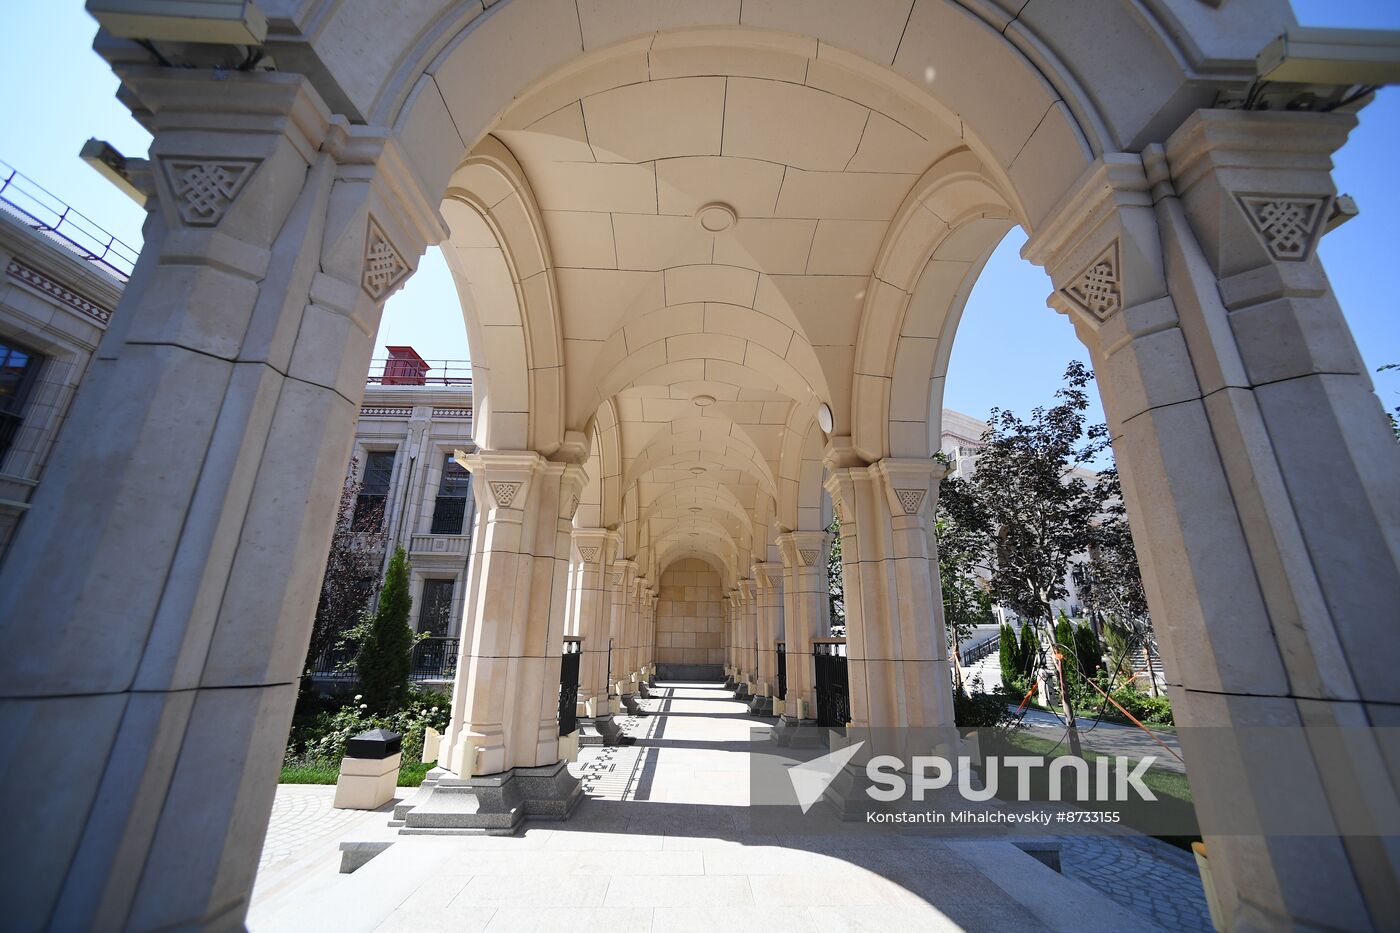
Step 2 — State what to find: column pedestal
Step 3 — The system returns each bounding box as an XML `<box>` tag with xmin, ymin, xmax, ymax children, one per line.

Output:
<box><xmin>399</xmin><ymin>761</ymin><xmax>582</xmax><ymax>835</ymax></box>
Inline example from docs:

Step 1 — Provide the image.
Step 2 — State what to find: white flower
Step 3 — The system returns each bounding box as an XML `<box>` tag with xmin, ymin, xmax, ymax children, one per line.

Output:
<box><xmin>354</xmin><ymin>694</ymin><xmax>363</xmax><ymax>701</ymax></box>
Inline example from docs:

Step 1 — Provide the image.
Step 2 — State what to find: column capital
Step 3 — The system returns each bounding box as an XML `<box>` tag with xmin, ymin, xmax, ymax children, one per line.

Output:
<box><xmin>776</xmin><ymin>531</ymin><xmax>833</xmax><ymax>569</ymax></box>
<box><xmin>873</xmin><ymin>457</ymin><xmax>945</xmax><ymax>521</ymax></box>
<box><xmin>738</xmin><ymin>578</ymin><xmax>756</xmax><ymax>601</ymax></box>
<box><xmin>1163</xmin><ymin>108</ymin><xmax>1352</xmax><ymax>280</ymax></box>
<box><xmin>752</xmin><ymin>561</ymin><xmax>784</xmax><ymax>590</ymax></box>
<box><xmin>1021</xmin><ymin>152</ymin><xmax>1166</xmax><ymax>335</ymax></box>
<box><xmin>571</xmin><ymin>526</ymin><xmax>610</xmax><ymax>565</ymax></box>
<box><xmin>462</xmin><ymin>450</ymin><xmax>588</xmax><ymax>517</ymax></box>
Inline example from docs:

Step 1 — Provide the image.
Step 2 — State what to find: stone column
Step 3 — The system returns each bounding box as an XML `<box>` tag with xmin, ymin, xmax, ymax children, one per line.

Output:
<box><xmin>750</xmin><ymin>562</ymin><xmax>785</xmax><ymax>714</ymax></box>
<box><xmin>722</xmin><ymin>586</ymin><xmax>739</xmax><ymax>683</ymax></box>
<box><xmin>0</xmin><ymin>68</ymin><xmax>444</xmax><ymax>929</ymax></box>
<box><xmin>739</xmin><ymin>578</ymin><xmax>759</xmax><ymax>692</ymax></box>
<box><xmin>569</xmin><ymin>526</ymin><xmax>617</xmax><ymax>740</ymax></box>
<box><xmin>777</xmin><ymin>530</ymin><xmax>834</xmax><ymax>722</ymax></box>
<box><xmin>824</xmin><ymin>456</ymin><xmax>955</xmax><ymax>747</ymax></box>
<box><xmin>1023</xmin><ymin>109</ymin><xmax>1400</xmax><ymax>931</ymax></box>
<box><xmin>606</xmin><ymin>559</ymin><xmax>634</xmax><ymax>700</ymax></box>
<box><xmin>440</xmin><ymin>450</ymin><xmax>585</xmax><ymax>778</ymax></box>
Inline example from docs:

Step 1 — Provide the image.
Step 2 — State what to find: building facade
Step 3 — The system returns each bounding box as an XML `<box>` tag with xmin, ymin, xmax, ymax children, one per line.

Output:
<box><xmin>0</xmin><ymin>162</ymin><xmax>129</xmax><ymax>559</ymax></box>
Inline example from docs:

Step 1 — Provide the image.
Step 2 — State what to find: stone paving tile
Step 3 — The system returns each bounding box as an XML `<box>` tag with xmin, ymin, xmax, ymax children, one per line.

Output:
<box><xmin>253</xmin><ymin>682</ymin><xmax>1210</xmax><ymax>932</ymax></box>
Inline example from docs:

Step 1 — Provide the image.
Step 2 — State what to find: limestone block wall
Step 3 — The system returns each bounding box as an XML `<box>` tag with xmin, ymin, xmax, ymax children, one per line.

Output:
<box><xmin>655</xmin><ymin>559</ymin><xmax>724</xmax><ymax>669</ymax></box>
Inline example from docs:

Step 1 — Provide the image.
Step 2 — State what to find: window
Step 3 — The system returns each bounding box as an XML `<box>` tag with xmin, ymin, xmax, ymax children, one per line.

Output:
<box><xmin>353</xmin><ymin>450</ymin><xmax>395</xmax><ymax>532</ymax></box>
<box><xmin>0</xmin><ymin>340</ymin><xmax>43</xmax><ymax>468</ymax></box>
<box><xmin>430</xmin><ymin>452</ymin><xmax>472</xmax><ymax>534</ymax></box>
<box><xmin>418</xmin><ymin>578</ymin><xmax>455</xmax><ymax>636</ymax></box>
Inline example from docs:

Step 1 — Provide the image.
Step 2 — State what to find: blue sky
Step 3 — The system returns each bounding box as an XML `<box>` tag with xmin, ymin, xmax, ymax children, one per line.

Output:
<box><xmin>4</xmin><ymin>1</ymin><xmax>1396</xmax><ymax>427</ymax></box>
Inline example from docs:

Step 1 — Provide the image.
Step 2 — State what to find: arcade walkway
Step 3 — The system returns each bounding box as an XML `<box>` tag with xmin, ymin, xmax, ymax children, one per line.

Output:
<box><xmin>248</xmin><ymin>682</ymin><xmax>1207</xmax><ymax>932</ymax></box>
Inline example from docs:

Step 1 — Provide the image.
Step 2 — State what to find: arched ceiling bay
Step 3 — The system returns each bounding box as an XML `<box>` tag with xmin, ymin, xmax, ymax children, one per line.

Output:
<box><xmin>471</xmin><ymin>32</ymin><xmax>976</xmax><ymax>581</ymax></box>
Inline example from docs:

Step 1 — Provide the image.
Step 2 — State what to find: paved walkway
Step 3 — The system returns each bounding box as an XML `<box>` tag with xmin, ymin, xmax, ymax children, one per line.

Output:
<box><xmin>250</xmin><ymin>683</ymin><xmax>1209</xmax><ymax>932</ymax></box>
<box><xmin>1015</xmin><ymin>707</ymin><xmax>1186</xmax><ymax>773</ymax></box>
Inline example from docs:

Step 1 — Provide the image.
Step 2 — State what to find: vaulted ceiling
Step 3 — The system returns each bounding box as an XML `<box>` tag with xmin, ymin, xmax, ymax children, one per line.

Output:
<box><xmin>448</xmin><ymin>35</ymin><xmax>977</xmax><ymax>584</ymax></box>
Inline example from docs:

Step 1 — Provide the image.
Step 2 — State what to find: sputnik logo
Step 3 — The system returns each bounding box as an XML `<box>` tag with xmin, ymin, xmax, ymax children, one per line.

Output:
<box><xmin>787</xmin><ymin>741</ymin><xmax>865</xmax><ymax>813</ymax></box>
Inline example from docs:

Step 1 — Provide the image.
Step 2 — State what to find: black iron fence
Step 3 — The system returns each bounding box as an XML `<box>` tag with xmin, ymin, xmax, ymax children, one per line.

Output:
<box><xmin>559</xmin><ymin>637</ymin><xmax>582</xmax><ymax>735</ymax></box>
<box><xmin>309</xmin><ymin>636</ymin><xmax>460</xmax><ymax>681</ymax></box>
<box><xmin>813</xmin><ymin>638</ymin><xmax>849</xmax><ymax>728</ymax></box>
<box><xmin>430</xmin><ymin>495</ymin><xmax>468</xmax><ymax>535</ymax></box>
<box><xmin>775</xmin><ymin>641</ymin><xmax>787</xmax><ymax>700</ymax></box>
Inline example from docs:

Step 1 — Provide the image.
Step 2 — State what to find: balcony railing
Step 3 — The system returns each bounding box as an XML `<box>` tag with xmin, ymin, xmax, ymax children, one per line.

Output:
<box><xmin>309</xmin><ymin>636</ymin><xmax>460</xmax><ymax>681</ymax></box>
<box><xmin>366</xmin><ymin>359</ymin><xmax>473</xmax><ymax>386</ymax></box>
<box><xmin>0</xmin><ymin>159</ymin><xmax>138</xmax><ymax>281</ymax></box>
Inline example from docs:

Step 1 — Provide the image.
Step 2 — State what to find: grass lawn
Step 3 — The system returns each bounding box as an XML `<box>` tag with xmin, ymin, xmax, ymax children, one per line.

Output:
<box><xmin>280</xmin><ymin>759</ymin><xmax>435</xmax><ymax>787</ymax></box>
<box><xmin>992</xmin><ymin>729</ymin><xmax>1200</xmax><ymax>851</ymax></box>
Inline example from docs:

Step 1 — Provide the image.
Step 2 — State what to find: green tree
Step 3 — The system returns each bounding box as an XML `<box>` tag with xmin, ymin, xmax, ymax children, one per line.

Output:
<box><xmin>934</xmin><ymin>481</ymin><xmax>994</xmax><ymax>691</ymax></box>
<box><xmin>827</xmin><ymin>515</ymin><xmax>845</xmax><ymax>636</ymax></box>
<box><xmin>1054</xmin><ymin>612</ymin><xmax>1079</xmax><ymax>702</ymax></box>
<box><xmin>1378</xmin><ymin>363</ymin><xmax>1399</xmax><ymax>439</ymax></box>
<box><xmin>937</xmin><ymin>362</ymin><xmax>1109</xmax><ymax>755</ymax></box>
<box><xmin>1017</xmin><ymin>622</ymin><xmax>1037</xmax><ymax>690</ymax></box>
<box><xmin>998</xmin><ymin>623</ymin><xmax>1019</xmax><ymax>691</ymax></box>
<box><xmin>356</xmin><ymin>546</ymin><xmax>415</xmax><ymax>713</ymax></box>
<box><xmin>1084</xmin><ymin>467</ymin><xmax>1159</xmax><ymax>694</ymax></box>
<box><xmin>304</xmin><ymin>458</ymin><xmax>384</xmax><ymax>676</ymax></box>
<box><xmin>1073</xmin><ymin>622</ymin><xmax>1103</xmax><ymax>685</ymax></box>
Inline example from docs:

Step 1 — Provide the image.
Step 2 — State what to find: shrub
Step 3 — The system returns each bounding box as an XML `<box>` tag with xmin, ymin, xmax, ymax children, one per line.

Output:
<box><xmin>1110</xmin><ymin>684</ymin><xmax>1174</xmax><ymax>725</ymax></box>
<box><xmin>356</xmin><ymin>546</ymin><xmax>414</xmax><ymax>713</ymax></box>
<box><xmin>955</xmin><ymin>686</ymin><xmax>1019</xmax><ymax>730</ymax></box>
<box><xmin>286</xmin><ymin>686</ymin><xmax>452</xmax><ymax>766</ymax></box>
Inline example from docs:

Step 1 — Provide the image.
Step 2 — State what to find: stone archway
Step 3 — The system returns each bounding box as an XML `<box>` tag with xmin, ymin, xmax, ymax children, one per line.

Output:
<box><xmin>3</xmin><ymin>3</ymin><xmax>1397</xmax><ymax>930</ymax></box>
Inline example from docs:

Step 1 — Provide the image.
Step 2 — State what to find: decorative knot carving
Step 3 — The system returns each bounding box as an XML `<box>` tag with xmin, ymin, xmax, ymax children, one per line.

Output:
<box><xmin>362</xmin><ymin>219</ymin><xmax>410</xmax><ymax>300</ymax></box>
<box><xmin>161</xmin><ymin>158</ymin><xmax>259</xmax><ymax>226</ymax></box>
<box><xmin>566</xmin><ymin>495</ymin><xmax>580</xmax><ymax>520</ymax></box>
<box><xmin>489</xmin><ymin>481</ymin><xmax>521</xmax><ymax>508</ymax></box>
<box><xmin>798</xmin><ymin>548</ymin><xmax>821</xmax><ymax>566</ymax></box>
<box><xmin>895</xmin><ymin>488</ymin><xmax>927</xmax><ymax>515</ymax></box>
<box><xmin>578</xmin><ymin>546</ymin><xmax>600</xmax><ymax>563</ymax></box>
<box><xmin>1061</xmin><ymin>241</ymin><xmax>1122</xmax><ymax>322</ymax></box>
<box><xmin>1238</xmin><ymin>195</ymin><xmax>1327</xmax><ymax>262</ymax></box>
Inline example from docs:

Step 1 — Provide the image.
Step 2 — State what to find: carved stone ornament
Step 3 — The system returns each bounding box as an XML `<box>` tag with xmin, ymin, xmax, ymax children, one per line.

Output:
<box><xmin>1060</xmin><ymin>241</ymin><xmax>1122</xmax><ymax>322</ymax></box>
<box><xmin>566</xmin><ymin>495</ymin><xmax>580</xmax><ymax>520</ymax></box>
<box><xmin>1237</xmin><ymin>195</ymin><xmax>1328</xmax><ymax>262</ymax></box>
<box><xmin>160</xmin><ymin>158</ymin><xmax>259</xmax><ymax>226</ymax></box>
<box><xmin>489</xmin><ymin>481</ymin><xmax>521</xmax><ymax>508</ymax></box>
<box><xmin>578</xmin><ymin>546</ymin><xmax>600</xmax><ymax>563</ymax></box>
<box><xmin>362</xmin><ymin>218</ymin><xmax>411</xmax><ymax>300</ymax></box>
<box><xmin>798</xmin><ymin>548</ymin><xmax>821</xmax><ymax>566</ymax></box>
<box><xmin>894</xmin><ymin>488</ymin><xmax>927</xmax><ymax>515</ymax></box>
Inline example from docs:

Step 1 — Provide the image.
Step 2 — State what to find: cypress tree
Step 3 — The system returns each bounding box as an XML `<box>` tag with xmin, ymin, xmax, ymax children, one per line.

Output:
<box><xmin>1017</xmin><ymin>622</ymin><xmax>1037</xmax><ymax>684</ymax></box>
<box><xmin>357</xmin><ymin>546</ymin><xmax>415</xmax><ymax>713</ymax></box>
<box><xmin>998</xmin><ymin>623</ymin><xmax>1017</xmax><ymax>689</ymax></box>
<box><xmin>1074</xmin><ymin>623</ymin><xmax>1102</xmax><ymax>683</ymax></box>
<box><xmin>1054</xmin><ymin>613</ymin><xmax>1078</xmax><ymax>703</ymax></box>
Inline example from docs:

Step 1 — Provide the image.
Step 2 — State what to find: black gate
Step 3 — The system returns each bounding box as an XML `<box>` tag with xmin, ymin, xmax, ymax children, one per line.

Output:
<box><xmin>813</xmin><ymin>638</ymin><xmax>849</xmax><ymax>728</ymax></box>
<box><xmin>775</xmin><ymin>641</ymin><xmax>787</xmax><ymax>699</ymax></box>
<box><xmin>559</xmin><ymin>637</ymin><xmax>582</xmax><ymax>735</ymax></box>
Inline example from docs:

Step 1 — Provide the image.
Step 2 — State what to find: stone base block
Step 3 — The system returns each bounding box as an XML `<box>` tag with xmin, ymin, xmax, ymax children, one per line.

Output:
<box><xmin>579</xmin><ymin>714</ymin><xmax>626</xmax><ymax>747</ymax></box>
<box><xmin>733</xmin><ymin>682</ymin><xmax>750</xmax><ymax>699</ymax></box>
<box><xmin>723</xmin><ymin>675</ymin><xmax>736</xmax><ymax>689</ymax></box>
<box><xmin>333</xmin><ymin>752</ymin><xmax>400</xmax><ymax>810</ymax></box>
<box><xmin>513</xmin><ymin>759</ymin><xmax>584</xmax><ymax>820</ymax></box>
<box><xmin>772</xmin><ymin>714</ymin><xmax>824</xmax><ymax>748</ymax></box>
<box><xmin>399</xmin><ymin>768</ymin><xmax>527</xmax><ymax>835</ymax></box>
<box><xmin>621</xmin><ymin>693</ymin><xmax>646</xmax><ymax>716</ymax></box>
<box><xmin>748</xmin><ymin>694</ymin><xmax>774</xmax><ymax>716</ymax></box>
<box><xmin>391</xmin><ymin>766</ymin><xmax>446</xmax><ymax>825</ymax></box>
